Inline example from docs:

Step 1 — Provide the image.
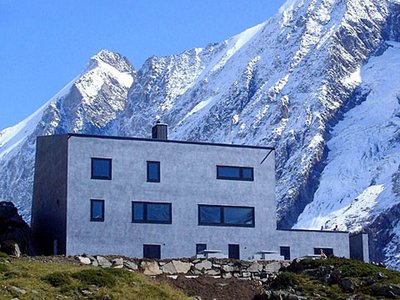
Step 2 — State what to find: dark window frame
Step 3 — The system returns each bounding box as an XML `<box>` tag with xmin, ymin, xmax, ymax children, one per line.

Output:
<box><xmin>228</xmin><ymin>244</ymin><xmax>240</xmax><ymax>259</ymax></box>
<box><xmin>91</xmin><ymin>157</ymin><xmax>112</xmax><ymax>180</ymax></box>
<box><xmin>196</xmin><ymin>243</ymin><xmax>207</xmax><ymax>255</ymax></box>
<box><xmin>90</xmin><ymin>199</ymin><xmax>105</xmax><ymax>222</ymax></box>
<box><xmin>198</xmin><ymin>204</ymin><xmax>255</xmax><ymax>227</ymax></box>
<box><xmin>147</xmin><ymin>161</ymin><xmax>161</xmax><ymax>182</ymax></box>
<box><xmin>132</xmin><ymin>201</ymin><xmax>172</xmax><ymax>224</ymax></box>
<box><xmin>280</xmin><ymin>246</ymin><xmax>291</xmax><ymax>260</ymax></box>
<box><xmin>216</xmin><ymin>165</ymin><xmax>254</xmax><ymax>181</ymax></box>
<box><xmin>143</xmin><ymin>244</ymin><xmax>161</xmax><ymax>259</ymax></box>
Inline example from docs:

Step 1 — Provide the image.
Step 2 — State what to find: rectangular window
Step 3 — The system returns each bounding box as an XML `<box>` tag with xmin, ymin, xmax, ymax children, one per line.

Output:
<box><xmin>224</xmin><ymin>206</ymin><xmax>254</xmax><ymax>226</ymax></box>
<box><xmin>280</xmin><ymin>246</ymin><xmax>291</xmax><ymax>260</ymax></box>
<box><xmin>228</xmin><ymin>244</ymin><xmax>240</xmax><ymax>259</ymax></box>
<box><xmin>196</xmin><ymin>243</ymin><xmax>207</xmax><ymax>255</ymax></box>
<box><xmin>132</xmin><ymin>202</ymin><xmax>171</xmax><ymax>224</ymax></box>
<box><xmin>199</xmin><ymin>205</ymin><xmax>222</xmax><ymax>225</ymax></box>
<box><xmin>198</xmin><ymin>205</ymin><xmax>255</xmax><ymax>227</ymax></box>
<box><xmin>91</xmin><ymin>158</ymin><xmax>112</xmax><ymax>180</ymax></box>
<box><xmin>216</xmin><ymin>166</ymin><xmax>254</xmax><ymax>181</ymax></box>
<box><xmin>143</xmin><ymin>244</ymin><xmax>161</xmax><ymax>259</ymax></box>
<box><xmin>147</xmin><ymin>161</ymin><xmax>160</xmax><ymax>182</ymax></box>
<box><xmin>90</xmin><ymin>199</ymin><xmax>104</xmax><ymax>222</ymax></box>
<box><xmin>314</xmin><ymin>248</ymin><xmax>334</xmax><ymax>256</ymax></box>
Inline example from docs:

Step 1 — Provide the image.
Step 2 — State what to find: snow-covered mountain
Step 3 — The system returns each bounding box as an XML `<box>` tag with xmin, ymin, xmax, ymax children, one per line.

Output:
<box><xmin>1</xmin><ymin>0</ymin><xmax>400</xmax><ymax>268</ymax></box>
<box><xmin>0</xmin><ymin>50</ymin><xmax>134</xmax><ymax>217</ymax></box>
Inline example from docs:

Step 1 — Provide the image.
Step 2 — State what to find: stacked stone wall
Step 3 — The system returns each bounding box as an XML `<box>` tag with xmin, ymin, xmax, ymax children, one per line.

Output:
<box><xmin>76</xmin><ymin>255</ymin><xmax>290</xmax><ymax>283</ymax></box>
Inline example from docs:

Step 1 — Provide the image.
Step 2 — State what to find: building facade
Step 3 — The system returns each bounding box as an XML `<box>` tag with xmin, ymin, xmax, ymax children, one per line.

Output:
<box><xmin>32</xmin><ymin>124</ymin><xmax>368</xmax><ymax>261</ymax></box>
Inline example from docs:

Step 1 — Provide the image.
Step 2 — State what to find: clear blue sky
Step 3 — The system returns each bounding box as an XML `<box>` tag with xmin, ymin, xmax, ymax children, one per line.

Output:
<box><xmin>0</xmin><ymin>0</ymin><xmax>285</xmax><ymax>130</ymax></box>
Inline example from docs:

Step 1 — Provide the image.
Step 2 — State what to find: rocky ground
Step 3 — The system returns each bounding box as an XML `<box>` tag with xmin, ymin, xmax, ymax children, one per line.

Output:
<box><xmin>2</xmin><ymin>201</ymin><xmax>400</xmax><ymax>299</ymax></box>
<box><xmin>257</xmin><ymin>258</ymin><xmax>400</xmax><ymax>299</ymax></box>
<box><xmin>162</xmin><ymin>275</ymin><xmax>262</xmax><ymax>300</ymax></box>
<box><xmin>17</xmin><ymin>255</ymin><xmax>400</xmax><ymax>300</ymax></box>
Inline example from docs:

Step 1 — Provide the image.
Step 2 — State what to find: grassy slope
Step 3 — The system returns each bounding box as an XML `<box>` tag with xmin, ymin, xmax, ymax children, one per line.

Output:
<box><xmin>0</xmin><ymin>253</ymin><xmax>189</xmax><ymax>300</ymax></box>
<box><xmin>271</xmin><ymin>257</ymin><xmax>400</xmax><ymax>299</ymax></box>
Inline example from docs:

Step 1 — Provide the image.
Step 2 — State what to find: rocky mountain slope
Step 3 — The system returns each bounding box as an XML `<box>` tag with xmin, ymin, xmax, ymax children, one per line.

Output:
<box><xmin>0</xmin><ymin>50</ymin><xmax>134</xmax><ymax>218</ymax></box>
<box><xmin>1</xmin><ymin>0</ymin><xmax>400</xmax><ymax>268</ymax></box>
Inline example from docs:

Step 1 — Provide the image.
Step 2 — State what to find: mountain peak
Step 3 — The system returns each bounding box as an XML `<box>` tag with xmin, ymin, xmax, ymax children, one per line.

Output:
<box><xmin>87</xmin><ymin>49</ymin><xmax>134</xmax><ymax>74</ymax></box>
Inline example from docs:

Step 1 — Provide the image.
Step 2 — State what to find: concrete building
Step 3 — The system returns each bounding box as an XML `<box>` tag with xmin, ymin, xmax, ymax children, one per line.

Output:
<box><xmin>32</xmin><ymin>123</ymin><xmax>368</xmax><ymax>261</ymax></box>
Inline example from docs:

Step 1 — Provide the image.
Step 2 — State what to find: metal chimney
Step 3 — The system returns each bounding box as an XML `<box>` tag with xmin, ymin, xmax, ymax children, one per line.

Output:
<box><xmin>152</xmin><ymin>120</ymin><xmax>168</xmax><ymax>140</ymax></box>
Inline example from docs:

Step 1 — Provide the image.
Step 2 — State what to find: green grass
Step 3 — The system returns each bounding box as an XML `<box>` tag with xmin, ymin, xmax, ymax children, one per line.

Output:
<box><xmin>0</xmin><ymin>256</ymin><xmax>190</xmax><ymax>300</ymax></box>
<box><xmin>297</xmin><ymin>257</ymin><xmax>400</xmax><ymax>282</ymax></box>
<box><xmin>275</xmin><ymin>257</ymin><xmax>400</xmax><ymax>299</ymax></box>
<box><xmin>42</xmin><ymin>271</ymin><xmax>73</xmax><ymax>287</ymax></box>
<box><xmin>270</xmin><ymin>272</ymin><xmax>298</xmax><ymax>289</ymax></box>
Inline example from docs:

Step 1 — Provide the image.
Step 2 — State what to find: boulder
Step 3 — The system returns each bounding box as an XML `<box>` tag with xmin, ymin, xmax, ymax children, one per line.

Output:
<box><xmin>345</xmin><ymin>296</ymin><xmax>367</xmax><ymax>300</ymax></box>
<box><xmin>77</xmin><ymin>256</ymin><xmax>91</xmax><ymax>265</ymax></box>
<box><xmin>12</xmin><ymin>286</ymin><xmax>27</xmax><ymax>295</ymax></box>
<box><xmin>1</xmin><ymin>241</ymin><xmax>22</xmax><ymax>258</ymax></box>
<box><xmin>86</xmin><ymin>255</ymin><xmax>98</xmax><ymax>266</ymax></box>
<box><xmin>329</xmin><ymin>269</ymin><xmax>343</xmax><ymax>284</ymax></box>
<box><xmin>205</xmin><ymin>269</ymin><xmax>220</xmax><ymax>276</ymax></box>
<box><xmin>222</xmin><ymin>264</ymin><xmax>235</xmax><ymax>272</ymax></box>
<box><xmin>96</xmin><ymin>256</ymin><xmax>112</xmax><ymax>268</ymax></box>
<box><xmin>375</xmin><ymin>272</ymin><xmax>388</xmax><ymax>279</ymax></box>
<box><xmin>264</xmin><ymin>262</ymin><xmax>282</xmax><ymax>273</ymax></box>
<box><xmin>162</xmin><ymin>260</ymin><xmax>192</xmax><ymax>274</ymax></box>
<box><xmin>248</xmin><ymin>261</ymin><xmax>262</xmax><ymax>273</ymax></box>
<box><xmin>112</xmin><ymin>258</ymin><xmax>123</xmax><ymax>268</ymax></box>
<box><xmin>339</xmin><ymin>278</ymin><xmax>356</xmax><ymax>292</ymax></box>
<box><xmin>390</xmin><ymin>284</ymin><xmax>400</xmax><ymax>296</ymax></box>
<box><xmin>371</xmin><ymin>283</ymin><xmax>400</xmax><ymax>298</ymax></box>
<box><xmin>195</xmin><ymin>260</ymin><xmax>212</xmax><ymax>271</ymax></box>
<box><xmin>123</xmin><ymin>261</ymin><xmax>138</xmax><ymax>271</ymax></box>
<box><xmin>0</xmin><ymin>201</ymin><xmax>35</xmax><ymax>255</ymax></box>
<box><xmin>141</xmin><ymin>261</ymin><xmax>162</xmax><ymax>276</ymax></box>
<box><xmin>241</xmin><ymin>272</ymin><xmax>251</xmax><ymax>278</ymax></box>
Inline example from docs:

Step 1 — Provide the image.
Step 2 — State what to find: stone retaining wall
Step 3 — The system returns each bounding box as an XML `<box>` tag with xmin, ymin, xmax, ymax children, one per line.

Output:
<box><xmin>76</xmin><ymin>255</ymin><xmax>290</xmax><ymax>283</ymax></box>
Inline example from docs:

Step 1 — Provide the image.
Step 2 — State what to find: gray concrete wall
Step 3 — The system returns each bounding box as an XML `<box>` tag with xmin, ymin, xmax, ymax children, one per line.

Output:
<box><xmin>66</xmin><ymin>136</ymin><xmax>276</xmax><ymax>259</ymax></box>
<box><xmin>32</xmin><ymin>135</ymin><xmax>68</xmax><ymax>255</ymax></box>
<box><xmin>275</xmin><ymin>229</ymin><xmax>350</xmax><ymax>259</ymax></box>
<box><xmin>350</xmin><ymin>233</ymin><xmax>369</xmax><ymax>263</ymax></box>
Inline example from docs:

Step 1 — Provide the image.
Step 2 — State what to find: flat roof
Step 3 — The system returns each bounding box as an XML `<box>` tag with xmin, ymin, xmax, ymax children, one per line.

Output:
<box><xmin>277</xmin><ymin>228</ymin><xmax>349</xmax><ymax>234</ymax></box>
<box><xmin>65</xmin><ymin>133</ymin><xmax>275</xmax><ymax>151</ymax></box>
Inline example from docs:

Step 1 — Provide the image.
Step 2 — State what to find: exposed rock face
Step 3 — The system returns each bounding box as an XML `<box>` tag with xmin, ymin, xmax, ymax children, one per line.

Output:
<box><xmin>0</xmin><ymin>201</ymin><xmax>34</xmax><ymax>255</ymax></box>
<box><xmin>0</xmin><ymin>50</ymin><xmax>134</xmax><ymax>219</ymax></box>
<box><xmin>0</xmin><ymin>0</ymin><xmax>400</xmax><ymax>268</ymax></box>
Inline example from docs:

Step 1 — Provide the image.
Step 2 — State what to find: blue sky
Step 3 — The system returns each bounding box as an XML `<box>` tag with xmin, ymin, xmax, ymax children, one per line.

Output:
<box><xmin>0</xmin><ymin>0</ymin><xmax>285</xmax><ymax>130</ymax></box>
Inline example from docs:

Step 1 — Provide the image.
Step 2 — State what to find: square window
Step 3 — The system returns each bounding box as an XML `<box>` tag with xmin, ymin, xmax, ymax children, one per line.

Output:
<box><xmin>147</xmin><ymin>203</ymin><xmax>171</xmax><ymax>223</ymax></box>
<box><xmin>143</xmin><ymin>244</ymin><xmax>161</xmax><ymax>259</ymax></box>
<box><xmin>91</xmin><ymin>158</ymin><xmax>112</xmax><ymax>180</ymax></box>
<box><xmin>224</xmin><ymin>207</ymin><xmax>254</xmax><ymax>226</ymax></box>
<box><xmin>199</xmin><ymin>205</ymin><xmax>222</xmax><ymax>225</ymax></box>
<box><xmin>90</xmin><ymin>199</ymin><xmax>104</xmax><ymax>222</ymax></box>
<box><xmin>147</xmin><ymin>161</ymin><xmax>160</xmax><ymax>182</ymax></box>
<box><xmin>242</xmin><ymin>168</ymin><xmax>254</xmax><ymax>180</ymax></box>
<box><xmin>196</xmin><ymin>243</ymin><xmax>207</xmax><ymax>255</ymax></box>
